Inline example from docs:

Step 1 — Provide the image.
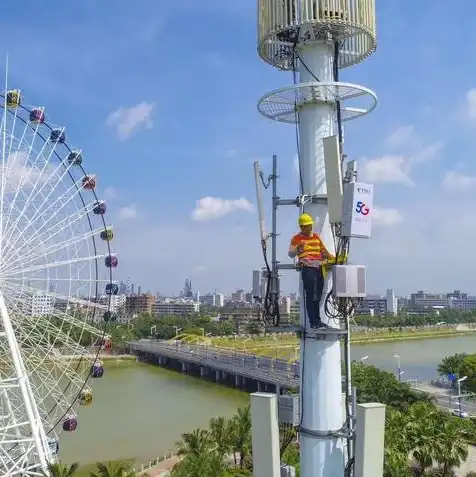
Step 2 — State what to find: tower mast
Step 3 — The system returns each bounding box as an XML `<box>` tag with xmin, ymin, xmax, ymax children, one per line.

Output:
<box><xmin>256</xmin><ymin>1</ymin><xmax>377</xmax><ymax>476</ymax></box>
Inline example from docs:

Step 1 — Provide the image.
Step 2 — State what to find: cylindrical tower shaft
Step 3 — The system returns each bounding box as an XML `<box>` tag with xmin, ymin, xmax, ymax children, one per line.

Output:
<box><xmin>256</xmin><ymin>1</ymin><xmax>377</xmax><ymax>476</ymax></box>
<box><xmin>297</xmin><ymin>42</ymin><xmax>344</xmax><ymax>477</ymax></box>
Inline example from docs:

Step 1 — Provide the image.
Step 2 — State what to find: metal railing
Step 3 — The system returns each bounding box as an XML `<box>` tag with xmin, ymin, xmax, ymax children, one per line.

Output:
<box><xmin>133</xmin><ymin>449</ymin><xmax>178</xmax><ymax>474</ymax></box>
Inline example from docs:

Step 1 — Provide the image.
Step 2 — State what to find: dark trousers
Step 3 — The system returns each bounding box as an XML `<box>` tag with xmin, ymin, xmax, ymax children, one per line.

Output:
<box><xmin>301</xmin><ymin>266</ymin><xmax>324</xmax><ymax>327</ymax></box>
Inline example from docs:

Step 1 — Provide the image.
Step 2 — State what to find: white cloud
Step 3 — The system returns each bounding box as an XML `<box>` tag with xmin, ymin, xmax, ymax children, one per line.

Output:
<box><xmin>465</xmin><ymin>89</ymin><xmax>476</xmax><ymax>120</ymax></box>
<box><xmin>106</xmin><ymin>102</ymin><xmax>155</xmax><ymax>139</ymax></box>
<box><xmin>360</xmin><ymin>155</ymin><xmax>413</xmax><ymax>186</ymax></box>
<box><xmin>385</xmin><ymin>125</ymin><xmax>417</xmax><ymax>149</ymax></box>
<box><xmin>441</xmin><ymin>171</ymin><xmax>476</xmax><ymax>192</ymax></box>
<box><xmin>104</xmin><ymin>187</ymin><xmax>118</xmax><ymax>199</ymax></box>
<box><xmin>361</xmin><ymin>126</ymin><xmax>443</xmax><ymax>186</ymax></box>
<box><xmin>191</xmin><ymin>196</ymin><xmax>253</xmax><ymax>221</ymax></box>
<box><xmin>373</xmin><ymin>207</ymin><xmax>403</xmax><ymax>226</ymax></box>
<box><xmin>117</xmin><ymin>205</ymin><xmax>138</xmax><ymax>220</ymax></box>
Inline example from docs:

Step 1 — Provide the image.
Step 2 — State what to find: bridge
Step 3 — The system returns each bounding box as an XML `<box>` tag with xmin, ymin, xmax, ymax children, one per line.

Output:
<box><xmin>128</xmin><ymin>339</ymin><xmax>299</xmax><ymax>393</ymax></box>
<box><xmin>128</xmin><ymin>339</ymin><xmax>476</xmax><ymax>417</ymax></box>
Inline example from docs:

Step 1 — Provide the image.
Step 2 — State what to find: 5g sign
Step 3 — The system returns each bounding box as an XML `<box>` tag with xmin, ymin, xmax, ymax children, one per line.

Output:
<box><xmin>355</xmin><ymin>201</ymin><xmax>370</xmax><ymax>216</ymax></box>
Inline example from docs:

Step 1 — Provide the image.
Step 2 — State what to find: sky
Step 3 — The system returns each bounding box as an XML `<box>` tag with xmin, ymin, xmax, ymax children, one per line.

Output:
<box><xmin>2</xmin><ymin>1</ymin><xmax>476</xmax><ymax>297</ymax></box>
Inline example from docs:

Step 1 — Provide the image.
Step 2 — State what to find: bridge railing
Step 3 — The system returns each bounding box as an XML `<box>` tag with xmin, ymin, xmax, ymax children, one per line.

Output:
<box><xmin>129</xmin><ymin>341</ymin><xmax>300</xmax><ymax>387</ymax></box>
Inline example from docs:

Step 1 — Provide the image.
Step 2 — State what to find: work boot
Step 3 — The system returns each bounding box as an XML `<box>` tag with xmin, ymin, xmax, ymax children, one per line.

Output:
<box><xmin>311</xmin><ymin>321</ymin><xmax>339</xmax><ymax>331</ymax></box>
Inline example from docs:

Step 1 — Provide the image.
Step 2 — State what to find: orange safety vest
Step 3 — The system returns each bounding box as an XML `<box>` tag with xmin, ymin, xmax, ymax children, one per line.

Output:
<box><xmin>289</xmin><ymin>232</ymin><xmax>328</xmax><ymax>262</ymax></box>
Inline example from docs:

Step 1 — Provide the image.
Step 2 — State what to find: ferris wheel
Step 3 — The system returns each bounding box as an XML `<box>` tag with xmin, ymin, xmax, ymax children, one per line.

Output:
<box><xmin>0</xmin><ymin>86</ymin><xmax>119</xmax><ymax>476</ymax></box>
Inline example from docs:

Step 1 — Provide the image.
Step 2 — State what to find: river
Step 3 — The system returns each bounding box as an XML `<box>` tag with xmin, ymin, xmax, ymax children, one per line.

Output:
<box><xmin>60</xmin><ymin>334</ymin><xmax>476</xmax><ymax>466</ymax></box>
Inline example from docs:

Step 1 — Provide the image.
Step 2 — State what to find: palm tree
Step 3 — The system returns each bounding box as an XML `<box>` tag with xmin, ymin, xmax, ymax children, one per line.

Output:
<box><xmin>384</xmin><ymin>408</ymin><xmax>412</xmax><ymax>477</ymax></box>
<box><xmin>433</xmin><ymin>417</ymin><xmax>470</xmax><ymax>476</ymax></box>
<box><xmin>171</xmin><ymin>451</ymin><xmax>226</xmax><ymax>477</ymax></box>
<box><xmin>229</xmin><ymin>406</ymin><xmax>252</xmax><ymax>469</ymax></box>
<box><xmin>406</xmin><ymin>402</ymin><xmax>439</xmax><ymax>475</ymax></box>
<box><xmin>209</xmin><ymin>416</ymin><xmax>232</xmax><ymax>457</ymax></box>
<box><xmin>90</xmin><ymin>461</ymin><xmax>135</xmax><ymax>477</ymax></box>
<box><xmin>43</xmin><ymin>462</ymin><xmax>79</xmax><ymax>477</ymax></box>
<box><xmin>176</xmin><ymin>428</ymin><xmax>214</xmax><ymax>457</ymax></box>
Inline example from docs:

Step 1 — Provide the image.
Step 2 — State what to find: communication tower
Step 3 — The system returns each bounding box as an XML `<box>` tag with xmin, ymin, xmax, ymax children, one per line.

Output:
<box><xmin>256</xmin><ymin>1</ymin><xmax>377</xmax><ymax>476</ymax></box>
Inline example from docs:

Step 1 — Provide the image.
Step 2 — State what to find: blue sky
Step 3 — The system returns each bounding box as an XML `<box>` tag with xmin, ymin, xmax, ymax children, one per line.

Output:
<box><xmin>4</xmin><ymin>1</ymin><xmax>476</xmax><ymax>297</ymax></box>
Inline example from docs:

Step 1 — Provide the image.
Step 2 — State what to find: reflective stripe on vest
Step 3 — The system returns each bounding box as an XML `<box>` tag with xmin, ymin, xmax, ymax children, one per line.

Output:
<box><xmin>296</xmin><ymin>234</ymin><xmax>324</xmax><ymax>261</ymax></box>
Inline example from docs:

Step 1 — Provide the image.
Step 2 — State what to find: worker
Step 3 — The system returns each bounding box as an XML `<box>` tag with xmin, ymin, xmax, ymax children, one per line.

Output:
<box><xmin>288</xmin><ymin>213</ymin><xmax>333</xmax><ymax>329</ymax></box>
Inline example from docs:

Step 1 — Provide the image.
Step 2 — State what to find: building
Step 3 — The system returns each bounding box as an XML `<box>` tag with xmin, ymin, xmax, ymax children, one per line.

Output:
<box><xmin>201</xmin><ymin>293</ymin><xmax>224</xmax><ymax>307</ymax></box>
<box><xmin>96</xmin><ymin>293</ymin><xmax>127</xmax><ymax>313</ymax></box>
<box><xmin>386</xmin><ymin>289</ymin><xmax>398</xmax><ymax>316</ymax></box>
<box><xmin>183</xmin><ymin>279</ymin><xmax>193</xmax><ymax>299</ymax></box>
<box><xmin>356</xmin><ymin>295</ymin><xmax>387</xmax><ymax>316</ymax></box>
<box><xmin>156</xmin><ymin>298</ymin><xmax>199</xmax><ymax>317</ymax></box>
<box><xmin>409</xmin><ymin>290</ymin><xmax>476</xmax><ymax>312</ymax></box>
<box><xmin>231</xmin><ymin>289</ymin><xmax>246</xmax><ymax>302</ymax></box>
<box><xmin>22</xmin><ymin>293</ymin><xmax>55</xmax><ymax>317</ymax></box>
<box><xmin>125</xmin><ymin>293</ymin><xmax>156</xmax><ymax>315</ymax></box>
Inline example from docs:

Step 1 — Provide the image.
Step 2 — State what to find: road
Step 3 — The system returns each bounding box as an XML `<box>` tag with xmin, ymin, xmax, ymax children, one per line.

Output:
<box><xmin>411</xmin><ymin>382</ymin><xmax>476</xmax><ymax>416</ymax></box>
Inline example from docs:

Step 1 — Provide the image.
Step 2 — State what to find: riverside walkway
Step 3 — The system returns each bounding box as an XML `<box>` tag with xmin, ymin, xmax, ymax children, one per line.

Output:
<box><xmin>128</xmin><ymin>339</ymin><xmax>299</xmax><ymax>393</ymax></box>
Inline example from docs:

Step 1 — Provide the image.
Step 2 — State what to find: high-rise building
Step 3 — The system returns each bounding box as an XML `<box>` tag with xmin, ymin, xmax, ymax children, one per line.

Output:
<box><xmin>386</xmin><ymin>288</ymin><xmax>398</xmax><ymax>316</ymax></box>
<box><xmin>125</xmin><ymin>293</ymin><xmax>156</xmax><ymax>315</ymax></box>
<box><xmin>183</xmin><ymin>279</ymin><xmax>193</xmax><ymax>298</ymax></box>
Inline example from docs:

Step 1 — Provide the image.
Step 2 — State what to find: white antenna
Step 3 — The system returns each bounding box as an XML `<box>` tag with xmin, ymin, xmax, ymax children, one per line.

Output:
<box><xmin>253</xmin><ymin>160</ymin><xmax>268</xmax><ymax>243</ymax></box>
<box><xmin>256</xmin><ymin>2</ymin><xmax>378</xmax><ymax>477</ymax></box>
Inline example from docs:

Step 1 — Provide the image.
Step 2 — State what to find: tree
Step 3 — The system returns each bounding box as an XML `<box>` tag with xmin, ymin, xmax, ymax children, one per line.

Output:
<box><xmin>209</xmin><ymin>416</ymin><xmax>232</xmax><ymax>457</ymax></box>
<box><xmin>90</xmin><ymin>461</ymin><xmax>136</xmax><ymax>477</ymax></box>
<box><xmin>43</xmin><ymin>462</ymin><xmax>79</xmax><ymax>477</ymax></box>
<box><xmin>229</xmin><ymin>406</ymin><xmax>252</xmax><ymax>469</ymax></box>
<box><xmin>351</xmin><ymin>362</ymin><xmax>433</xmax><ymax>411</ymax></box>
<box><xmin>437</xmin><ymin>353</ymin><xmax>468</xmax><ymax>378</ymax></box>
<box><xmin>433</xmin><ymin>416</ymin><xmax>470</xmax><ymax>476</ymax></box>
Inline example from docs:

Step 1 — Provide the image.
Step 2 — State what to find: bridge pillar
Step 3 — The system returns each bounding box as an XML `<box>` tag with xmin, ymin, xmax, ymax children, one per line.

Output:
<box><xmin>276</xmin><ymin>384</ymin><xmax>281</xmax><ymax>395</ymax></box>
<box><xmin>257</xmin><ymin>382</ymin><xmax>262</xmax><ymax>392</ymax></box>
<box><xmin>200</xmin><ymin>366</ymin><xmax>206</xmax><ymax>377</ymax></box>
<box><xmin>157</xmin><ymin>357</ymin><xmax>163</xmax><ymax>365</ymax></box>
<box><xmin>215</xmin><ymin>370</ymin><xmax>220</xmax><ymax>382</ymax></box>
<box><xmin>181</xmin><ymin>362</ymin><xmax>187</xmax><ymax>373</ymax></box>
<box><xmin>235</xmin><ymin>375</ymin><xmax>240</xmax><ymax>387</ymax></box>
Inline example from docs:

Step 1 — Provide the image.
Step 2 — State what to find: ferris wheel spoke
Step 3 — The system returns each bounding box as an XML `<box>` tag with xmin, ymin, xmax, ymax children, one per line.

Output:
<box><xmin>2</xmin><ymin>285</ymin><xmax>106</xmax><ymax>341</ymax></box>
<box><xmin>2</xmin><ymin>204</ymin><xmax>98</xmax><ymax>268</ymax></box>
<box><xmin>2</xmin><ymin>173</ymin><xmax>87</xmax><ymax>257</ymax></box>
<box><xmin>0</xmin><ymin>132</ymin><xmax>67</xmax><ymax>255</ymax></box>
<box><xmin>2</xmin><ymin>200</ymin><xmax>96</xmax><ymax>267</ymax></box>
<box><xmin>3</xmin><ymin>226</ymin><xmax>106</xmax><ymax>274</ymax></box>
<box><xmin>3</xmin><ymin>253</ymin><xmax>107</xmax><ymax>277</ymax></box>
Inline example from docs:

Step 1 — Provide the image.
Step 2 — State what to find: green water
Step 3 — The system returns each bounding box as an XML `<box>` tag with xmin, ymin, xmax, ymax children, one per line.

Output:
<box><xmin>59</xmin><ymin>362</ymin><xmax>247</xmax><ymax>466</ymax></box>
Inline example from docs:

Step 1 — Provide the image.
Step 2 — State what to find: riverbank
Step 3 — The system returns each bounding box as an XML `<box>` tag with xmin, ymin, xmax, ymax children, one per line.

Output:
<box><xmin>351</xmin><ymin>327</ymin><xmax>476</xmax><ymax>344</ymax></box>
<box><xmin>207</xmin><ymin>326</ymin><xmax>476</xmax><ymax>358</ymax></box>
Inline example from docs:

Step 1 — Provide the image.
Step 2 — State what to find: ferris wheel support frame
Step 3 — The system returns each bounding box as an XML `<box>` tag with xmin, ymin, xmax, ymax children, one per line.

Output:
<box><xmin>0</xmin><ymin>291</ymin><xmax>50</xmax><ymax>473</ymax></box>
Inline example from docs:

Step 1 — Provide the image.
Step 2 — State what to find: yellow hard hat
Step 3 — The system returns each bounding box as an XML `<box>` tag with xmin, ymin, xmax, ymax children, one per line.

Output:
<box><xmin>298</xmin><ymin>213</ymin><xmax>314</xmax><ymax>226</ymax></box>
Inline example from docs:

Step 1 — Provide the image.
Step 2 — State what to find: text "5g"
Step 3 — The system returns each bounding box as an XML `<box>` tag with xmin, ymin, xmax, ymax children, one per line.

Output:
<box><xmin>355</xmin><ymin>201</ymin><xmax>370</xmax><ymax>216</ymax></box>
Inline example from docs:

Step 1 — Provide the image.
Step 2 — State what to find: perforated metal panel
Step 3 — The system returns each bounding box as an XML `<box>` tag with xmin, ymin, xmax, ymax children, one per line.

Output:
<box><xmin>258</xmin><ymin>0</ymin><xmax>376</xmax><ymax>70</ymax></box>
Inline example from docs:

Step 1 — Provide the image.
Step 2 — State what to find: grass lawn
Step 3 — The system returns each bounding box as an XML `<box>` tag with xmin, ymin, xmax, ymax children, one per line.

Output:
<box><xmin>189</xmin><ymin>326</ymin><xmax>476</xmax><ymax>361</ymax></box>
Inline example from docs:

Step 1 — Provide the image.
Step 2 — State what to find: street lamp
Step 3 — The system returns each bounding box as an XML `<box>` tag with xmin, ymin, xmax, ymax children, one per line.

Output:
<box><xmin>394</xmin><ymin>354</ymin><xmax>403</xmax><ymax>382</ymax></box>
<box><xmin>174</xmin><ymin>327</ymin><xmax>182</xmax><ymax>350</ymax></box>
<box><xmin>457</xmin><ymin>376</ymin><xmax>468</xmax><ymax>416</ymax></box>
